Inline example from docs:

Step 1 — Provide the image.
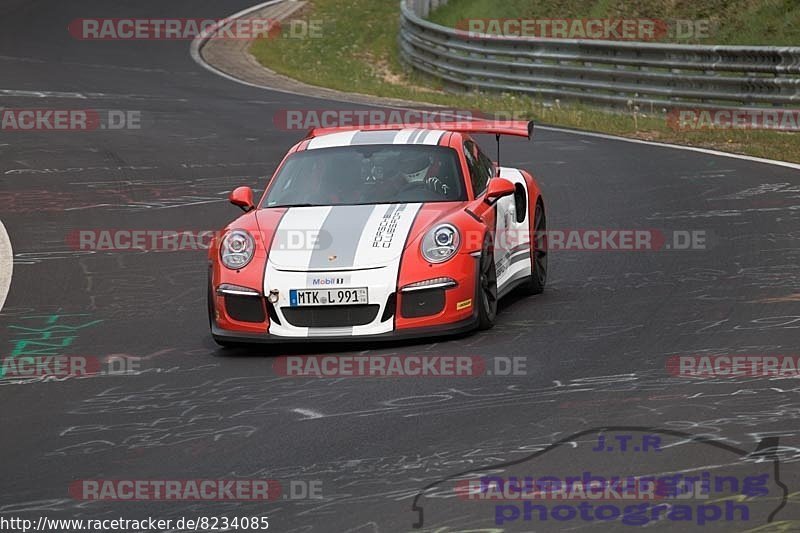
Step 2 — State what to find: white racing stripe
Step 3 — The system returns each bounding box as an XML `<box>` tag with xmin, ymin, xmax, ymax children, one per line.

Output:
<box><xmin>307</xmin><ymin>131</ymin><xmax>357</xmax><ymax>149</ymax></box>
<box><xmin>268</xmin><ymin>204</ymin><xmax>421</xmax><ymax>271</ymax></box>
<box><xmin>351</xmin><ymin>203</ymin><xmax>420</xmax><ymax>336</ymax></box>
<box><xmin>352</xmin><ymin>203</ymin><xmax>421</xmax><ymax>269</ymax></box>
<box><xmin>267</xmin><ymin>206</ymin><xmax>332</xmax><ymax>270</ymax></box>
<box><xmin>420</xmin><ymin>130</ymin><xmax>445</xmax><ymax>145</ymax></box>
<box><xmin>264</xmin><ymin>203</ymin><xmax>421</xmax><ymax>338</ymax></box>
<box><xmin>393</xmin><ymin>129</ymin><xmax>417</xmax><ymax>144</ymax></box>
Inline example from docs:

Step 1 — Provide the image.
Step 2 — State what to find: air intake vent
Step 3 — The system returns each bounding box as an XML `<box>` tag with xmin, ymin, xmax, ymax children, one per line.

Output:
<box><xmin>282</xmin><ymin>305</ymin><xmax>379</xmax><ymax>327</ymax></box>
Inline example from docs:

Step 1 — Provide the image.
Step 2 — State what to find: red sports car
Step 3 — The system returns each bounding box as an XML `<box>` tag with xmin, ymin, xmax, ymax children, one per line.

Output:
<box><xmin>208</xmin><ymin>121</ymin><xmax>546</xmax><ymax>345</ymax></box>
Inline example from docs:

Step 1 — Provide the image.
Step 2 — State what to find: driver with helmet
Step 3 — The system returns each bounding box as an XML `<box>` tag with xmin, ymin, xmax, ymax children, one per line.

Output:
<box><xmin>371</xmin><ymin>152</ymin><xmax>454</xmax><ymax>199</ymax></box>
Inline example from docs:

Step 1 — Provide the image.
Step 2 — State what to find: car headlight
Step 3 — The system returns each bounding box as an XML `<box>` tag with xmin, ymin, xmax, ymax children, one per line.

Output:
<box><xmin>421</xmin><ymin>224</ymin><xmax>460</xmax><ymax>263</ymax></box>
<box><xmin>220</xmin><ymin>229</ymin><xmax>255</xmax><ymax>269</ymax></box>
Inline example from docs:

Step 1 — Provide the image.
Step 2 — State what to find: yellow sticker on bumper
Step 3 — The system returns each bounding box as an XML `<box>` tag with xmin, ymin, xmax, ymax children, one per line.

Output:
<box><xmin>456</xmin><ymin>299</ymin><xmax>472</xmax><ymax>311</ymax></box>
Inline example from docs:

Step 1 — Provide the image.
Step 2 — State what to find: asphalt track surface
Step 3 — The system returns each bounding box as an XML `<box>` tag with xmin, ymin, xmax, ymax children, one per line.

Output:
<box><xmin>2</xmin><ymin>1</ymin><xmax>800</xmax><ymax>532</ymax></box>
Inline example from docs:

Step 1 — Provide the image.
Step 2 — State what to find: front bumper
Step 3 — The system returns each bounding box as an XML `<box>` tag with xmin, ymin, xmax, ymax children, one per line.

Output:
<box><xmin>211</xmin><ymin>252</ymin><xmax>481</xmax><ymax>344</ymax></box>
<box><xmin>211</xmin><ymin>314</ymin><xmax>479</xmax><ymax>345</ymax></box>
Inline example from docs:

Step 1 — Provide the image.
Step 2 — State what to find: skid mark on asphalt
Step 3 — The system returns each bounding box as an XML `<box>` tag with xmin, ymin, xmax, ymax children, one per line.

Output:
<box><xmin>4</xmin><ymin>161</ymin><xmax>275</xmax><ymax>175</ymax></box>
<box><xmin>7</xmin><ymin>367</ymin><xmax>800</xmax><ymax>526</ymax></box>
<box><xmin>52</xmin><ymin>370</ymin><xmax>800</xmax><ymax>434</ymax></box>
<box><xmin>752</xmin><ymin>294</ymin><xmax>800</xmax><ymax>303</ymax></box>
<box><xmin>292</xmin><ymin>408</ymin><xmax>325</xmax><ymax>420</ymax></box>
<box><xmin>4</xmin><ymin>165</ymin><xmax>158</xmax><ymax>175</ymax></box>
<box><xmin>2</xmin><ymin>175</ymin><xmax>262</xmax><ymax>213</ymax></box>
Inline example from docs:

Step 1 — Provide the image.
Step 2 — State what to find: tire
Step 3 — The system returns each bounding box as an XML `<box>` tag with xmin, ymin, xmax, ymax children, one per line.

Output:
<box><xmin>519</xmin><ymin>200</ymin><xmax>547</xmax><ymax>295</ymax></box>
<box><xmin>477</xmin><ymin>234</ymin><xmax>498</xmax><ymax>330</ymax></box>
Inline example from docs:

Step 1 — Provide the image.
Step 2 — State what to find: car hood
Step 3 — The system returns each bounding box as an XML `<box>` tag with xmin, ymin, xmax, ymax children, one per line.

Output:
<box><xmin>259</xmin><ymin>204</ymin><xmax>423</xmax><ymax>271</ymax></box>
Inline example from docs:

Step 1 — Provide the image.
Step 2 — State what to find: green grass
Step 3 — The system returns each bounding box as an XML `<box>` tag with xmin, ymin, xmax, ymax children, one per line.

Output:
<box><xmin>250</xmin><ymin>0</ymin><xmax>800</xmax><ymax>163</ymax></box>
<box><xmin>429</xmin><ymin>0</ymin><xmax>800</xmax><ymax>45</ymax></box>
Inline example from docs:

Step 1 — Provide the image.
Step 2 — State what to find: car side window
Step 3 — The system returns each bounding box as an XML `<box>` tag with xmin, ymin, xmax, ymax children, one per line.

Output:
<box><xmin>463</xmin><ymin>140</ymin><xmax>491</xmax><ymax>195</ymax></box>
<box><xmin>476</xmin><ymin>147</ymin><xmax>495</xmax><ymax>183</ymax></box>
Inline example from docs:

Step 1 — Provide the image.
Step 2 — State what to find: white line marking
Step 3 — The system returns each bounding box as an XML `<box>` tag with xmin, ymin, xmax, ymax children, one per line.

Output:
<box><xmin>535</xmin><ymin>125</ymin><xmax>800</xmax><ymax>171</ymax></box>
<box><xmin>192</xmin><ymin>1</ymin><xmax>800</xmax><ymax>171</ymax></box>
<box><xmin>0</xmin><ymin>55</ymin><xmax>46</xmax><ymax>63</ymax></box>
<box><xmin>152</xmin><ymin>199</ymin><xmax>226</xmax><ymax>209</ymax></box>
<box><xmin>291</xmin><ymin>408</ymin><xmax>325</xmax><ymax>420</ymax></box>
<box><xmin>189</xmin><ymin>0</ymin><xmax>286</xmax><ymax>89</ymax></box>
<box><xmin>0</xmin><ymin>220</ymin><xmax>12</xmax><ymax>311</ymax></box>
<box><xmin>0</xmin><ymin>89</ymin><xmax>88</xmax><ymax>99</ymax></box>
<box><xmin>0</xmin><ymin>88</ymin><xmax>188</xmax><ymax>102</ymax></box>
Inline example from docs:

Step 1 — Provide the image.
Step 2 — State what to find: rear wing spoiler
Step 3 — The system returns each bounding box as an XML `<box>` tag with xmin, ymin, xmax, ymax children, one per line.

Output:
<box><xmin>441</xmin><ymin>120</ymin><xmax>533</xmax><ymax>140</ymax></box>
<box><xmin>307</xmin><ymin>120</ymin><xmax>534</xmax><ymax>140</ymax></box>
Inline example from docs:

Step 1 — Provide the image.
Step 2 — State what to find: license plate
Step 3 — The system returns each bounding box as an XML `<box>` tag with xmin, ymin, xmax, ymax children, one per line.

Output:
<box><xmin>289</xmin><ymin>287</ymin><xmax>368</xmax><ymax>306</ymax></box>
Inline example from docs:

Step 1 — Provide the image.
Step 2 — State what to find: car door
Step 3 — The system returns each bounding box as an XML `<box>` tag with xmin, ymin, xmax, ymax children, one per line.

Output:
<box><xmin>489</xmin><ymin>152</ymin><xmax>533</xmax><ymax>289</ymax></box>
<box><xmin>464</xmin><ymin>139</ymin><xmax>531</xmax><ymax>290</ymax></box>
<box><xmin>464</xmin><ymin>140</ymin><xmax>514</xmax><ymax>287</ymax></box>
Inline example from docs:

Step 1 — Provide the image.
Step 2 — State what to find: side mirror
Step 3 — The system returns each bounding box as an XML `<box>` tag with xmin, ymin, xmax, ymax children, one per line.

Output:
<box><xmin>229</xmin><ymin>186</ymin><xmax>255</xmax><ymax>212</ymax></box>
<box><xmin>484</xmin><ymin>178</ymin><xmax>515</xmax><ymax>204</ymax></box>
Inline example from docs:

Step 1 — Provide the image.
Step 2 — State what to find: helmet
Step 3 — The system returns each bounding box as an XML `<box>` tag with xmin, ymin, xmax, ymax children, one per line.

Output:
<box><xmin>399</xmin><ymin>154</ymin><xmax>431</xmax><ymax>182</ymax></box>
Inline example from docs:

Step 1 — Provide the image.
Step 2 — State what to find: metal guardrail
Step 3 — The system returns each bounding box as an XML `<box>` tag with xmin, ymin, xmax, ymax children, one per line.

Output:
<box><xmin>399</xmin><ymin>0</ymin><xmax>800</xmax><ymax>110</ymax></box>
<box><xmin>406</xmin><ymin>0</ymin><xmax>447</xmax><ymax>19</ymax></box>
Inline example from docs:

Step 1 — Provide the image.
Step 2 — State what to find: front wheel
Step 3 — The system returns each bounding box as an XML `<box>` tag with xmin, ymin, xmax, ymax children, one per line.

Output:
<box><xmin>519</xmin><ymin>200</ymin><xmax>547</xmax><ymax>295</ymax></box>
<box><xmin>477</xmin><ymin>235</ymin><xmax>498</xmax><ymax>330</ymax></box>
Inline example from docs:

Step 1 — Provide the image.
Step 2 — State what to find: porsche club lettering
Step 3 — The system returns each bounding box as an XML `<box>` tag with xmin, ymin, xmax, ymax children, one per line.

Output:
<box><xmin>372</xmin><ymin>207</ymin><xmax>404</xmax><ymax>248</ymax></box>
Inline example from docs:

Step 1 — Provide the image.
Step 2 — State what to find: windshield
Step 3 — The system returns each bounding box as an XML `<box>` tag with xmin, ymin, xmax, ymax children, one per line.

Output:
<box><xmin>262</xmin><ymin>144</ymin><xmax>466</xmax><ymax>207</ymax></box>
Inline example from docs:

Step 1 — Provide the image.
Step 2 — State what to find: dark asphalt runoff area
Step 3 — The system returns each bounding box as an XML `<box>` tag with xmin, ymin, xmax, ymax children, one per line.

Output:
<box><xmin>1</xmin><ymin>1</ymin><xmax>799</xmax><ymax>532</ymax></box>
